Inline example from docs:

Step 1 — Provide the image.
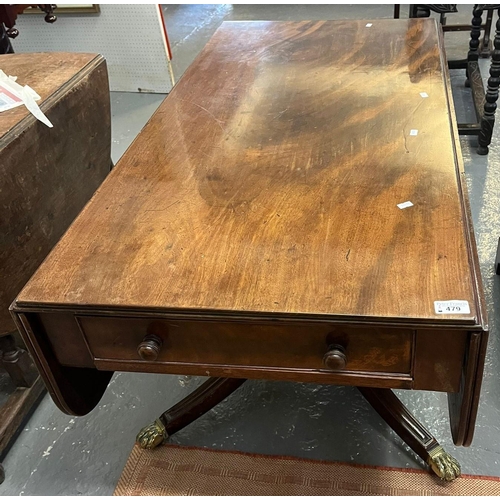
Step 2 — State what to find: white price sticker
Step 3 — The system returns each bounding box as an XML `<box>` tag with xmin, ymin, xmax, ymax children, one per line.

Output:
<box><xmin>397</xmin><ymin>201</ymin><xmax>413</xmax><ymax>210</ymax></box>
<box><xmin>434</xmin><ymin>300</ymin><xmax>470</xmax><ymax>314</ymax></box>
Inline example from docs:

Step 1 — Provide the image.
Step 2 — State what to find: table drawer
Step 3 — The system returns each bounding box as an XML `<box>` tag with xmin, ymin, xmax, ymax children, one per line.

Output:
<box><xmin>76</xmin><ymin>316</ymin><xmax>413</xmax><ymax>376</ymax></box>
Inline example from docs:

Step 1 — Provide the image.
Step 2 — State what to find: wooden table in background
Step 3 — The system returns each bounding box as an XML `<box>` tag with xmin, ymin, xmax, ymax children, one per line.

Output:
<box><xmin>0</xmin><ymin>52</ymin><xmax>111</xmax><ymax>483</ymax></box>
<box><xmin>11</xmin><ymin>20</ymin><xmax>488</xmax><ymax>481</ymax></box>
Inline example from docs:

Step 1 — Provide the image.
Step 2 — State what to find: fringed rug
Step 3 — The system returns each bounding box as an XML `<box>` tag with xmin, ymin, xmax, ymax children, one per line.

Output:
<box><xmin>115</xmin><ymin>444</ymin><xmax>500</xmax><ymax>496</ymax></box>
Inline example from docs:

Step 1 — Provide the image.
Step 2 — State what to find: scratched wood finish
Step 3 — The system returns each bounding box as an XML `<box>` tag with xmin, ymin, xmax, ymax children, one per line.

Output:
<box><xmin>13</xmin><ymin>20</ymin><xmax>484</xmax><ymax>325</ymax></box>
<box><xmin>1</xmin><ymin>53</ymin><xmax>111</xmax><ymax>335</ymax></box>
<box><xmin>0</xmin><ymin>52</ymin><xmax>99</xmax><ymax>138</ymax></box>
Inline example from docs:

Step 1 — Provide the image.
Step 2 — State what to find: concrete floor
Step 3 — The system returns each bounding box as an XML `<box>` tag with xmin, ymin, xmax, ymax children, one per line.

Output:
<box><xmin>2</xmin><ymin>4</ymin><xmax>500</xmax><ymax>495</ymax></box>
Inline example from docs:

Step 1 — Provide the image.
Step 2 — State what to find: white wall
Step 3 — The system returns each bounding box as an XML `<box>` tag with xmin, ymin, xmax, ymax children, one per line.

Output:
<box><xmin>11</xmin><ymin>4</ymin><xmax>172</xmax><ymax>93</ymax></box>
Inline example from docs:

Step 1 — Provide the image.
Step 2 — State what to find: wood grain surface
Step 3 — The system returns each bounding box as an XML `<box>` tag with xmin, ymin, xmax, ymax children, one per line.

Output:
<box><xmin>0</xmin><ymin>52</ymin><xmax>99</xmax><ymax>138</ymax></box>
<box><xmin>77</xmin><ymin>316</ymin><xmax>413</xmax><ymax>374</ymax></box>
<box><xmin>1</xmin><ymin>53</ymin><xmax>111</xmax><ymax>334</ymax></box>
<box><xmin>14</xmin><ymin>20</ymin><xmax>484</xmax><ymax>326</ymax></box>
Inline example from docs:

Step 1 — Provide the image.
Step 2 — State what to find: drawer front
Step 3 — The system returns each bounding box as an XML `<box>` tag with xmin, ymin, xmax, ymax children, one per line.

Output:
<box><xmin>76</xmin><ymin>316</ymin><xmax>413</xmax><ymax>376</ymax></box>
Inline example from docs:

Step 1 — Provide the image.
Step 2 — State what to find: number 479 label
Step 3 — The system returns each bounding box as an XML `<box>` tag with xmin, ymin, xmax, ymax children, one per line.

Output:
<box><xmin>434</xmin><ymin>300</ymin><xmax>470</xmax><ymax>314</ymax></box>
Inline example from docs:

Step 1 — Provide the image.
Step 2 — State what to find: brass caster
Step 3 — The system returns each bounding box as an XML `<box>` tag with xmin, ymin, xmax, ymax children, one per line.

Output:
<box><xmin>136</xmin><ymin>419</ymin><xmax>167</xmax><ymax>449</ymax></box>
<box><xmin>427</xmin><ymin>446</ymin><xmax>461</xmax><ymax>481</ymax></box>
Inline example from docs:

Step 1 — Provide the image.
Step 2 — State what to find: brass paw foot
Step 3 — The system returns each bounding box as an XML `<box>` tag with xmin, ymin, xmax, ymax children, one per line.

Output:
<box><xmin>427</xmin><ymin>446</ymin><xmax>461</xmax><ymax>481</ymax></box>
<box><xmin>136</xmin><ymin>419</ymin><xmax>167</xmax><ymax>449</ymax></box>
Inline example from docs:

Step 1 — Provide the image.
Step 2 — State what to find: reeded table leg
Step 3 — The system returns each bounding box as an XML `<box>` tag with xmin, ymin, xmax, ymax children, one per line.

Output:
<box><xmin>137</xmin><ymin>378</ymin><xmax>461</xmax><ymax>480</ymax></box>
<box><xmin>137</xmin><ymin>377</ymin><xmax>246</xmax><ymax>449</ymax></box>
<box><xmin>358</xmin><ymin>387</ymin><xmax>461</xmax><ymax>481</ymax></box>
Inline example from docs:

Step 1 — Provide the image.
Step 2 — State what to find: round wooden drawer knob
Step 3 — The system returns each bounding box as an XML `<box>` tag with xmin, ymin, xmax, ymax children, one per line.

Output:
<box><xmin>323</xmin><ymin>345</ymin><xmax>347</xmax><ymax>370</ymax></box>
<box><xmin>137</xmin><ymin>334</ymin><xmax>163</xmax><ymax>361</ymax></box>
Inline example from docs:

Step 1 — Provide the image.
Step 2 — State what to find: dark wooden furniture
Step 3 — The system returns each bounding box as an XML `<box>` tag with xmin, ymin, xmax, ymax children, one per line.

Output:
<box><xmin>409</xmin><ymin>5</ymin><xmax>458</xmax><ymax>26</ymax></box>
<box><xmin>11</xmin><ymin>20</ymin><xmax>488</xmax><ymax>482</ymax></box>
<box><xmin>394</xmin><ymin>4</ymin><xmax>493</xmax><ymax>57</ymax></box>
<box><xmin>395</xmin><ymin>5</ymin><xmax>500</xmax><ymax>154</ymax></box>
<box><xmin>0</xmin><ymin>52</ymin><xmax>111</xmax><ymax>483</ymax></box>
<box><xmin>441</xmin><ymin>7</ymin><xmax>494</xmax><ymax>57</ymax></box>
<box><xmin>446</xmin><ymin>5</ymin><xmax>500</xmax><ymax>154</ymax></box>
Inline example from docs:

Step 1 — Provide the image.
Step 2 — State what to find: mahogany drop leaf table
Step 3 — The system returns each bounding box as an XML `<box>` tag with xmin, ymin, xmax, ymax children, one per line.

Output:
<box><xmin>11</xmin><ymin>19</ymin><xmax>488</xmax><ymax>481</ymax></box>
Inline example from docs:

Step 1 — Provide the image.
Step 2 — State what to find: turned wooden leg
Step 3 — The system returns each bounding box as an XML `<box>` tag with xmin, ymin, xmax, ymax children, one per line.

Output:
<box><xmin>469</xmin><ymin>6</ymin><xmax>484</xmax><ymax>62</ymax></box>
<box><xmin>465</xmin><ymin>6</ymin><xmax>484</xmax><ymax>88</ymax></box>
<box><xmin>478</xmin><ymin>9</ymin><xmax>500</xmax><ymax>155</ymax></box>
<box><xmin>0</xmin><ymin>335</ymin><xmax>37</xmax><ymax>388</ymax></box>
<box><xmin>137</xmin><ymin>377</ymin><xmax>246</xmax><ymax>449</ymax></box>
<box><xmin>359</xmin><ymin>387</ymin><xmax>461</xmax><ymax>481</ymax></box>
<box><xmin>496</xmin><ymin>238</ymin><xmax>500</xmax><ymax>275</ymax></box>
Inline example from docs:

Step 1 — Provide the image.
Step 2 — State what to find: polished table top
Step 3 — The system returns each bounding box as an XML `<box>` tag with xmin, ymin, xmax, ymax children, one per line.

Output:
<box><xmin>11</xmin><ymin>21</ymin><xmax>488</xmax><ymax>455</ymax></box>
<box><xmin>15</xmin><ymin>19</ymin><xmax>486</xmax><ymax>329</ymax></box>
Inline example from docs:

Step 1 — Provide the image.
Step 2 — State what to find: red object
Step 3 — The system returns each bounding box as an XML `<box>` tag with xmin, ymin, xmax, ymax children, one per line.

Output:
<box><xmin>157</xmin><ymin>5</ymin><xmax>172</xmax><ymax>60</ymax></box>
